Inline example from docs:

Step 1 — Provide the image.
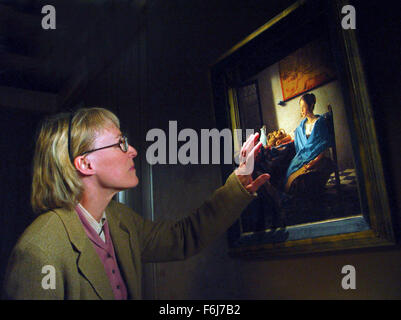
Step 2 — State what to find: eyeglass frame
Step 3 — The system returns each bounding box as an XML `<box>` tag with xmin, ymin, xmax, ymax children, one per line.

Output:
<box><xmin>80</xmin><ymin>136</ymin><xmax>129</xmax><ymax>156</ymax></box>
<box><xmin>68</xmin><ymin>112</ymin><xmax>129</xmax><ymax>164</ymax></box>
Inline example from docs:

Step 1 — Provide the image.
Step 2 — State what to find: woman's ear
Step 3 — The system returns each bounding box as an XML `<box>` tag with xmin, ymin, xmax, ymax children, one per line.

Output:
<box><xmin>74</xmin><ymin>155</ymin><xmax>95</xmax><ymax>176</ymax></box>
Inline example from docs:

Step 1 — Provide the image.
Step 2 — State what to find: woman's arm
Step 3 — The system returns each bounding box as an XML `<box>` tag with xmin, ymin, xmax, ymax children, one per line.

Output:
<box><xmin>3</xmin><ymin>243</ymin><xmax>64</xmax><ymax>299</ymax></box>
<box><xmin>138</xmin><ymin>171</ymin><xmax>258</xmax><ymax>262</ymax></box>
<box><xmin>138</xmin><ymin>133</ymin><xmax>270</xmax><ymax>263</ymax></box>
<box><xmin>304</xmin><ymin>151</ymin><xmax>326</xmax><ymax>170</ymax></box>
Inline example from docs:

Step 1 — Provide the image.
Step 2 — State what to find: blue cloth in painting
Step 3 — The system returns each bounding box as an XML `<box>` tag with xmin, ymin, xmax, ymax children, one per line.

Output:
<box><xmin>285</xmin><ymin>114</ymin><xmax>332</xmax><ymax>180</ymax></box>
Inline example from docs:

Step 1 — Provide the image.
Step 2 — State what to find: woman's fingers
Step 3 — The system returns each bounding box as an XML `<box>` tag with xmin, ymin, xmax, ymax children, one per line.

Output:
<box><xmin>240</xmin><ymin>132</ymin><xmax>260</xmax><ymax>160</ymax></box>
<box><xmin>237</xmin><ymin>140</ymin><xmax>262</xmax><ymax>175</ymax></box>
<box><xmin>247</xmin><ymin>141</ymin><xmax>262</xmax><ymax>160</ymax></box>
<box><xmin>241</xmin><ymin>133</ymin><xmax>255</xmax><ymax>155</ymax></box>
<box><xmin>243</xmin><ymin>133</ymin><xmax>259</xmax><ymax>153</ymax></box>
<box><xmin>245</xmin><ymin>173</ymin><xmax>271</xmax><ymax>193</ymax></box>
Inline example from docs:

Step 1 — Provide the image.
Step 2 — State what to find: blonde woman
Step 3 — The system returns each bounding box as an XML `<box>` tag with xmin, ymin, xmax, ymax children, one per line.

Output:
<box><xmin>3</xmin><ymin>107</ymin><xmax>269</xmax><ymax>300</ymax></box>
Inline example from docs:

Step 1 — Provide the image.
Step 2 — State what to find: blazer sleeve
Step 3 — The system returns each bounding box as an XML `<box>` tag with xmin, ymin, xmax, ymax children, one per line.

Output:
<box><xmin>138</xmin><ymin>171</ymin><xmax>257</xmax><ymax>263</ymax></box>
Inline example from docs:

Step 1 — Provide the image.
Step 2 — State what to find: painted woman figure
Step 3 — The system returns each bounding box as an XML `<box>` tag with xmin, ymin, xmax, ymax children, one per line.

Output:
<box><xmin>278</xmin><ymin>93</ymin><xmax>334</xmax><ymax>194</ymax></box>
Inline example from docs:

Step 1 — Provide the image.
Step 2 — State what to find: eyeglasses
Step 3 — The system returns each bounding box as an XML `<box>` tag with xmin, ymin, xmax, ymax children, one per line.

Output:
<box><xmin>80</xmin><ymin>136</ymin><xmax>129</xmax><ymax>156</ymax></box>
<box><xmin>67</xmin><ymin>112</ymin><xmax>128</xmax><ymax>164</ymax></box>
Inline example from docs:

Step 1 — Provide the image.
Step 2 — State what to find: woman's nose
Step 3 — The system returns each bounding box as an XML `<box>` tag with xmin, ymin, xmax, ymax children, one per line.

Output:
<box><xmin>128</xmin><ymin>145</ymin><xmax>138</xmax><ymax>158</ymax></box>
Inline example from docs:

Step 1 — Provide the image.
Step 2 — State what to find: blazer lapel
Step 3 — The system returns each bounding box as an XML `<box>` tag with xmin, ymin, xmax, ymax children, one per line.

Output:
<box><xmin>54</xmin><ymin>208</ymin><xmax>115</xmax><ymax>300</ymax></box>
<box><xmin>106</xmin><ymin>207</ymin><xmax>139</xmax><ymax>299</ymax></box>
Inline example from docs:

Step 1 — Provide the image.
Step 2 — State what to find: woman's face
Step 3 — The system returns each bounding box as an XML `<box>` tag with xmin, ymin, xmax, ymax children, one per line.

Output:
<box><xmin>87</xmin><ymin>124</ymin><xmax>139</xmax><ymax>193</ymax></box>
<box><xmin>300</xmin><ymin>99</ymin><xmax>310</xmax><ymax>118</ymax></box>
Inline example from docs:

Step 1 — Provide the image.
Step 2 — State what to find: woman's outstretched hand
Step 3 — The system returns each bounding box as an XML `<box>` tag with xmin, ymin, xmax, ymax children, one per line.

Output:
<box><xmin>235</xmin><ymin>132</ymin><xmax>270</xmax><ymax>194</ymax></box>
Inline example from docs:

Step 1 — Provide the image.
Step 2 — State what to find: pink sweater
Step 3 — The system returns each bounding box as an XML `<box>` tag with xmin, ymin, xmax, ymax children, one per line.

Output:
<box><xmin>75</xmin><ymin>205</ymin><xmax>128</xmax><ymax>300</ymax></box>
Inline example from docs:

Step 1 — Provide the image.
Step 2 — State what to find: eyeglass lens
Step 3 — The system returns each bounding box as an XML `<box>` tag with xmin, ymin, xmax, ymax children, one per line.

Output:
<box><xmin>120</xmin><ymin>137</ymin><xmax>128</xmax><ymax>152</ymax></box>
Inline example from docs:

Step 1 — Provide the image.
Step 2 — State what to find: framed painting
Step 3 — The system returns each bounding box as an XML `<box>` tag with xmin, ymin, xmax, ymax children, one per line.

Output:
<box><xmin>210</xmin><ymin>0</ymin><xmax>396</xmax><ymax>257</ymax></box>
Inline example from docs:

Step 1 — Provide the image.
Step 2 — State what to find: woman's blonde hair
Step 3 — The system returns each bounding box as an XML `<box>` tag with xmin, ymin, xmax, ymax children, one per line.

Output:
<box><xmin>31</xmin><ymin>107</ymin><xmax>120</xmax><ymax>213</ymax></box>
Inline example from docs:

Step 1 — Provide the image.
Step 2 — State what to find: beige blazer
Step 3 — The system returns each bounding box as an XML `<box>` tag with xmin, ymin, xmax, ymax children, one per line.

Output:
<box><xmin>2</xmin><ymin>172</ymin><xmax>255</xmax><ymax>299</ymax></box>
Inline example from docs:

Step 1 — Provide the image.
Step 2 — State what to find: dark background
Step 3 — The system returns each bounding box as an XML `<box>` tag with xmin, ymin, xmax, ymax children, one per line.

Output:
<box><xmin>0</xmin><ymin>0</ymin><xmax>400</xmax><ymax>299</ymax></box>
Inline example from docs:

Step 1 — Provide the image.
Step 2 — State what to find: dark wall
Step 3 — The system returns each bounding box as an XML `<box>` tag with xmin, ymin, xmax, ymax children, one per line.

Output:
<box><xmin>0</xmin><ymin>108</ymin><xmax>45</xmax><ymax>291</ymax></box>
